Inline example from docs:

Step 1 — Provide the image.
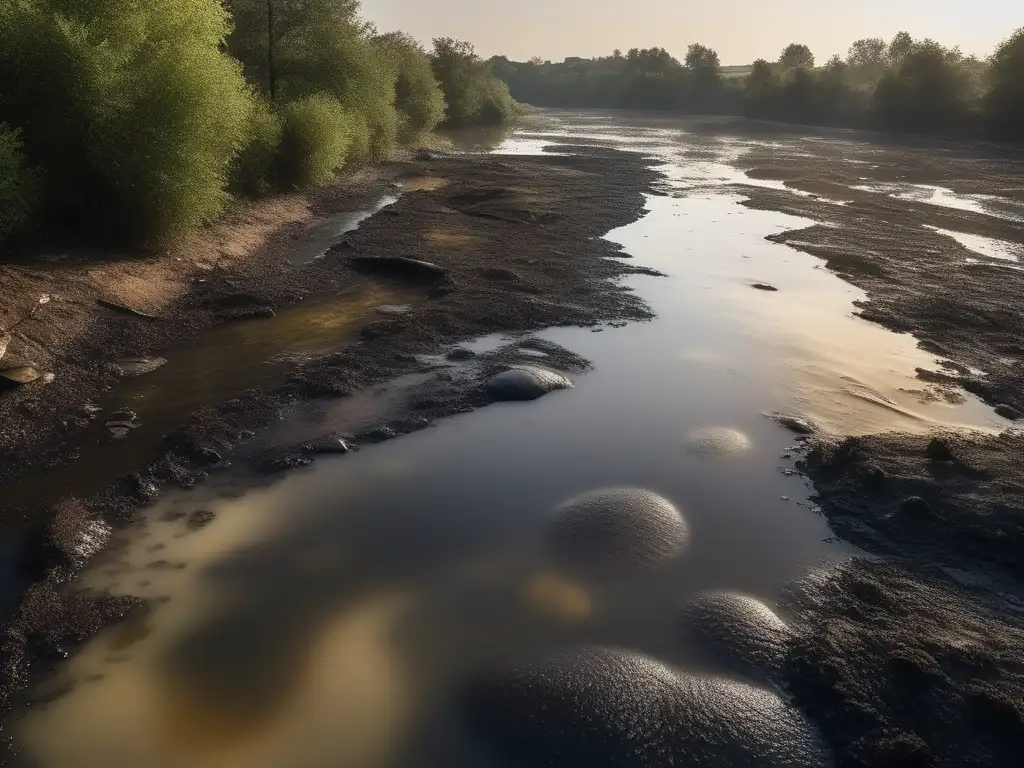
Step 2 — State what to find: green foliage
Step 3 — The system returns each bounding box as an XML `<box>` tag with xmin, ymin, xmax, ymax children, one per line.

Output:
<box><xmin>230</xmin><ymin>98</ymin><xmax>284</xmax><ymax>198</ymax></box>
<box><xmin>277</xmin><ymin>93</ymin><xmax>355</xmax><ymax>189</ymax></box>
<box><xmin>0</xmin><ymin>124</ymin><xmax>38</xmax><ymax>243</ymax></box>
<box><xmin>432</xmin><ymin>39</ymin><xmax>519</xmax><ymax>126</ymax></box>
<box><xmin>378</xmin><ymin>32</ymin><xmax>446</xmax><ymax>142</ymax></box>
<box><xmin>984</xmin><ymin>28</ymin><xmax>1024</xmax><ymax>141</ymax></box>
<box><xmin>779</xmin><ymin>44</ymin><xmax>815</xmax><ymax>70</ymax></box>
<box><xmin>227</xmin><ymin>0</ymin><xmax>401</xmax><ymax>162</ymax></box>
<box><xmin>0</xmin><ymin>0</ymin><xmax>252</xmax><ymax>244</ymax></box>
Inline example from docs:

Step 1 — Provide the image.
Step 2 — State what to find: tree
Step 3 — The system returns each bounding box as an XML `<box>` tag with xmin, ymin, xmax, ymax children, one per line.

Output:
<box><xmin>685</xmin><ymin>43</ymin><xmax>721</xmax><ymax>72</ymax></box>
<box><xmin>847</xmin><ymin>38</ymin><xmax>887</xmax><ymax>84</ymax></box>
<box><xmin>983</xmin><ymin>28</ymin><xmax>1024</xmax><ymax>140</ymax></box>
<box><xmin>377</xmin><ymin>32</ymin><xmax>446</xmax><ymax>140</ymax></box>
<box><xmin>888</xmin><ymin>32</ymin><xmax>914</xmax><ymax>64</ymax></box>
<box><xmin>779</xmin><ymin>43</ymin><xmax>815</xmax><ymax>70</ymax></box>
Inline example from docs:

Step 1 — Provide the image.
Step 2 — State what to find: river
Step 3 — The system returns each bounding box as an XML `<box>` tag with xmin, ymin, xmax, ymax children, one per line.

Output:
<box><xmin>12</xmin><ymin>110</ymin><xmax>1011</xmax><ymax>767</ymax></box>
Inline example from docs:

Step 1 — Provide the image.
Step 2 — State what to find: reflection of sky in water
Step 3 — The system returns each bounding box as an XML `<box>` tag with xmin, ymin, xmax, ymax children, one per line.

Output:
<box><xmin>854</xmin><ymin>181</ymin><xmax>1024</xmax><ymax>222</ymax></box>
<box><xmin>18</xmin><ymin>113</ymin><xmax>1013</xmax><ymax>768</ymax></box>
<box><xmin>926</xmin><ymin>226</ymin><xmax>1022</xmax><ymax>262</ymax></box>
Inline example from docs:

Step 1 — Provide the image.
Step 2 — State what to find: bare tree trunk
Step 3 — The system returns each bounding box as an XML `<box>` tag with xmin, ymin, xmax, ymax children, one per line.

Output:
<box><xmin>267</xmin><ymin>0</ymin><xmax>277</xmax><ymax>102</ymax></box>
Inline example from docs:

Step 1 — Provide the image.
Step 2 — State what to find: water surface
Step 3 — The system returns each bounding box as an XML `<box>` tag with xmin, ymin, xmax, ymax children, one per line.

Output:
<box><xmin>16</xmin><ymin>111</ymin><xmax>1012</xmax><ymax>768</ymax></box>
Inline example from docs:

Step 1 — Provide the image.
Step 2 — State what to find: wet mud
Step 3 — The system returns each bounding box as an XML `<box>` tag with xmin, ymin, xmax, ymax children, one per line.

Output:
<box><xmin>0</xmin><ymin>147</ymin><xmax>659</xmax><ymax>748</ymax></box>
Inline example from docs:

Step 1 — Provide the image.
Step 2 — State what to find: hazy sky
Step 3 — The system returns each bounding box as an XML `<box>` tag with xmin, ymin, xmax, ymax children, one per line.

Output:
<box><xmin>361</xmin><ymin>0</ymin><xmax>1019</xmax><ymax>64</ymax></box>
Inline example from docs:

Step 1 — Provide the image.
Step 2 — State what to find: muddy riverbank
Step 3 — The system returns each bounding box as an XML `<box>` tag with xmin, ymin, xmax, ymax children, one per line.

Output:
<box><xmin>0</xmin><ymin>146</ymin><xmax>659</xmax><ymax>745</ymax></box>
<box><xmin>3</xmin><ymin>112</ymin><xmax>1024</xmax><ymax>768</ymax></box>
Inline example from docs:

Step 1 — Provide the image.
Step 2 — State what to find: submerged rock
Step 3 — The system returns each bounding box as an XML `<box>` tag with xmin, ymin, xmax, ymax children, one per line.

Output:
<box><xmin>348</xmin><ymin>255</ymin><xmax>447</xmax><ymax>280</ymax></box>
<box><xmin>752</xmin><ymin>283</ymin><xmax>779</xmax><ymax>292</ymax></box>
<box><xmin>484</xmin><ymin>366</ymin><xmax>573</xmax><ymax>401</ymax></box>
<box><xmin>995</xmin><ymin>404</ymin><xmax>1022</xmax><ymax>421</ymax></box>
<box><xmin>114</xmin><ymin>357</ymin><xmax>167</xmax><ymax>377</ymax></box>
<box><xmin>685</xmin><ymin>427</ymin><xmax>752</xmax><ymax>458</ymax></box>
<box><xmin>467</xmin><ymin>646</ymin><xmax>832</xmax><ymax>768</ymax></box>
<box><xmin>770</xmin><ymin>413</ymin><xmax>816</xmax><ymax>435</ymax></box>
<box><xmin>0</xmin><ymin>365</ymin><xmax>41</xmax><ymax>387</ymax></box>
<box><xmin>681</xmin><ymin>591</ymin><xmax>792</xmax><ymax>683</ymax></box>
<box><xmin>551</xmin><ymin>488</ymin><xmax>689</xmax><ymax>570</ymax></box>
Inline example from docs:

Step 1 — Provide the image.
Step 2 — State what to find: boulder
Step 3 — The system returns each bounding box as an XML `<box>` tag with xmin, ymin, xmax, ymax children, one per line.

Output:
<box><xmin>484</xmin><ymin>366</ymin><xmax>573</xmax><ymax>401</ymax></box>
<box><xmin>551</xmin><ymin>488</ymin><xmax>689</xmax><ymax>570</ymax></box>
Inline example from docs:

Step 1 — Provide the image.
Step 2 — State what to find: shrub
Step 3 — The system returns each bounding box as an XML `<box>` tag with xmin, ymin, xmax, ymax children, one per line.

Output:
<box><xmin>230</xmin><ymin>98</ymin><xmax>284</xmax><ymax>198</ymax></box>
<box><xmin>0</xmin><ymin>124</ymin><xmax>38</xmax><ymax>243</ymax></box>
<box><xmin>277</xmin><ymin>94</ymin><xmax>354</xmax><ymax>188</ymax></box>
<box><xmin>0</xmin><ymin>0</ymin><xmax>252</xmax><ymax>244</ymax></box>
<box><xmin>378</xmin><ymin>32</ymin><xmax>446</xmax><ymax>142</ymax></box>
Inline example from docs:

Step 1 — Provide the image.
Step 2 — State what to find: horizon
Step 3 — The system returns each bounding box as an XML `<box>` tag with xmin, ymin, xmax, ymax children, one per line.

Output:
<box><xmin>360</xmin><ymin>0</ymin><xmax>1020</xmax><ymax>65</ymax></box>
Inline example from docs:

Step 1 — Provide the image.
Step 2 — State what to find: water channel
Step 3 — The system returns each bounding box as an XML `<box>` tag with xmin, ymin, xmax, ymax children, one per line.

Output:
<box><xmin>13</xmin><ymin>111</ymin><xmax>1010</xmax><ymax>767</ymax></box>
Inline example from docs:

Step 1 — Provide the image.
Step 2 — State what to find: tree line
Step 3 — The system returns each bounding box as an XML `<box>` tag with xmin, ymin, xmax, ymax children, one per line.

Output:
<box><xmin>492</xmin><ymin>29</ymin><xmax>1024</xmax><ymax>142</ymax></box>
<box><xmin>0</xmin><ymin>0</ymin><xmax>517</xmax><ymax>246</ymax></box>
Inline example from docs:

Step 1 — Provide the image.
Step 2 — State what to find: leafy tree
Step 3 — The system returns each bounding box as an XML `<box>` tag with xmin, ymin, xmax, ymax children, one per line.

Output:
<box><xmin>685</xmin><ymin>44</ymin><xmax>721</xmax><ymax>72</ymax></box>
<box><xmin>888</xmin><ymin>32</ymin><xmax>914</xmax><ymax>64</ymax></box>
<box><xmin>779</xmin><ymin>43</ymin><xmax>815</xmax><ymax>70</ymax></box>
<box><xmin>0</xmin><ymin>0</ymin><xmax>252</xmax><ymax>244</ymax></box>
<box><xmin>277</xmin><ymin>93</ymin><xmax>356</xmax><ymax>188</ymax></box>
<box><xmin>847</xmin><ymin>38</ymin><xmax>888</xmax><ymax>84</ymax></box>
<box><xmin>432</xmin><ymin>38</ymin><xmax>517</xmax><ymax>126</ymax></box>
<box><xmin>377</xmin><ymin>32</ymin><xmax>446</xmax><ymax>141</ymax></box>
<box><xmin>984</xmin><ymin>28</ymin><xmax>1024</xmax><ymax>141</ymax></box>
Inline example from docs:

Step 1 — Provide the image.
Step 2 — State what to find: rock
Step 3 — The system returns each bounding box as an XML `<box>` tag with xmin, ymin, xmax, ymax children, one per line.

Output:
<box><xmin>195</xmin><ymin>447</ymin><xmax>223</xmax><ymax>465</ymax></box>
<box><xmin>770</xmin><ymin>413</ymin><xmax>816</xmax><ymax>435</ymax></box>
<box><xmin>681</xmin><ymin>592</ymin><xmax>792</xmax><ymax>683</ymax></box>
<box><xmin>304</xmin><ymin>436</ymin><xmax>351</xmax><ymax>455</ymax></box>
<box><xmin>361</xmin><ymin>426</ymin><xmax>397</xmax><ymax>443</ymax></box>
<box><xmin>446</xmin><ymin>347</ymin><xmax>476</xmax><ymax>361</ymax></box>
<box><xmin>995</xmin><ymin>404</ymin><xmax>1022</xmax><ymax>421</ymax></box>
<box><xmin>925</xmin><ymin>437</ymin><xmax>955</xmax><ymax>462</ymax></box>
<box><xmin>96</xmin><ymin>298</ymin><xmax>161</xmax><ymax>320</ymax></box>
<box><xmin>0</xmin><ymin>365</ymin><xmax>41</xmax><ymax>387</ymax></box>
<box><xmin>375</xmin><ymin>304</ymin><xmax>411</xmax><ymax>316</ymax></box>
<box><xmin>898</xmin><ymin>496</ymin><xmax>934</xmax><ymax>519</ymax></box>
<box><xmin>114</xmin><ymin>357</ymin><xmax>167</xmax><ymax>377</ymax></box>
<box><xmin>485</xmin><ymin>366</ymin><xmax>573</xmax><ymax>402</ymax></box>
<box><xmin>752</xmin><ymin>283</ymin><xmax>779</xmax><ymax>292</ymax></box>
<box><xmin>685</xmin><ymin>427</ymin><xmax>752</xmax><ymax>458</ymax></box>
<box><xmin>348</xmin><ymin>255</ymin><xmax>447</xmax><ymax>281</ymax></box>
<box><xmin>187</xmin><ymin>510</ymin><xmax>216</xmax><ymax>531</ymax></box>
<box><xmin>467</xmin><ymin>646</ymin><xmax>832</xmax><ymax>768</ymax></box>
<box><xmin>551</xmin><ymin>488</ymin><xmax>689</xmax><ymax>570</ymax></box>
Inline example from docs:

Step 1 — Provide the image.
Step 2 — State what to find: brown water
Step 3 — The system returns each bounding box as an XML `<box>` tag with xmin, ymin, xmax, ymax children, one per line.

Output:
<box><xmin>15</xmin><ymin>111</ymin><xmax>1013</xmax><ymax>768</ymax></box>
<box><xmin>5</xmin><ymin>284</ymin><xmax>411</xmax><ymax>518</ymax></box>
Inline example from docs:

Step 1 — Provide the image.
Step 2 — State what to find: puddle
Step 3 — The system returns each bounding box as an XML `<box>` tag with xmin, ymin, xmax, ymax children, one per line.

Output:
<box><xmin>853</xmin><ymin>182</ymin><xmax>1024</xmax><ymax>222</ymax></box>
<box><xmin>14</xmin><ymin>112</ymin><xmax>1014</xmax><ymax>767</ymax></box>
<box><xmin>4</xmin><ymin>285</ymin><xmax>413</xmax><ymax>517</ymax></box>
<box><xmin>928</xmin><ymin>226</ymin><xmax>1022</xmax><ymax>261</ymax></box>
<box><xmin>289</xmin><ymin>195</ymin><xmax>400</xmax><ymax>265</ymax></box>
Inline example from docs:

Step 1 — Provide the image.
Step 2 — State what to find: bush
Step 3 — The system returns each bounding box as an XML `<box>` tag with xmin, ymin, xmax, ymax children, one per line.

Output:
<box><xmin>0</xmin><ymin>0</ymin><xmax>252</xmax><ymax>244</ymax></box>
<box><xmin>228</xmin><ymin>0</ymin><xmax>401</xmax><ymax>161</ymax></box>
<box><xmin>0</xmin><ymin>124</ymin><xmax>38</xmax><ymax>243</ymax></box>
<box><xmin>378</xmin><ymin>32</ymin><xmax>446</xmax><ymax>141</ymax></box>
<box><xmin>230</xmin><ymin>98</ymin><xmax>284</xmax><ymax>198</ymax></box>
<box><xmin>277</xmin><ymin>94</ymin><xmax>354</xmax><ymax>188</ymax></box>
<box><xmin>432</xmin><ymin>38</ymin><xmax>519</xmax><ymax>127</ymax></box>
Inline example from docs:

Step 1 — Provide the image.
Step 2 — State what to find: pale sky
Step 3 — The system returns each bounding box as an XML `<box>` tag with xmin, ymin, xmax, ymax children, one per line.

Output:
<box><xmin>360</xmin><ymin>0</ymin><xmax>1020</xmax><ymax>64</ymax></box>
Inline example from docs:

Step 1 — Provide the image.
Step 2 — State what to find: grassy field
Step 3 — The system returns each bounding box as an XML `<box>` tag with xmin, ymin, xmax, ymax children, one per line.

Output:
<box><xmin>720</xmin><ymin>65</ymin><xmax>753</xmax><ymax>80</ymax></box>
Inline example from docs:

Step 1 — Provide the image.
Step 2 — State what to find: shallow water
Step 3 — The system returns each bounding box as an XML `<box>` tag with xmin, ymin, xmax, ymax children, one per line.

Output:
<box><xmin>5</xmin><ymin>284</ymin><xmax>411</xmax><ymax>517</ymax></box>
<box><xmin>16</xmin><ymin>112</ymin><xmax>1013</xmax><ymax>767</ymax></box>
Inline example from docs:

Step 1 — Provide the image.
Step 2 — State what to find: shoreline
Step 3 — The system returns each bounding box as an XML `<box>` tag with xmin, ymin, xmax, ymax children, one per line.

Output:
<box><xmin>0</xmin><ymin>146</ymin><xmax>661</xmax><ymax>752</ymax></box>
